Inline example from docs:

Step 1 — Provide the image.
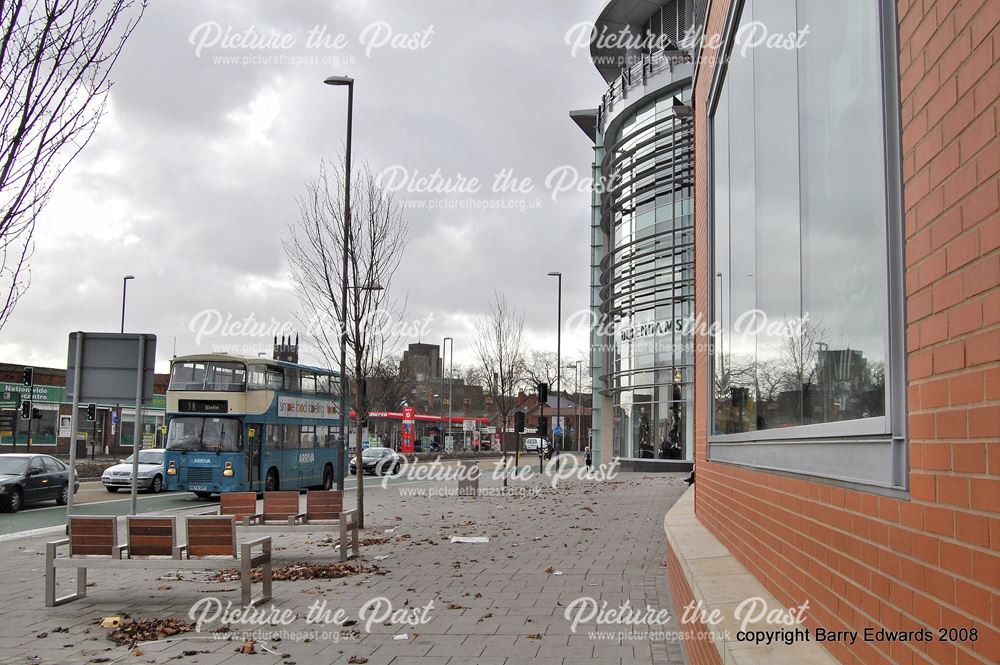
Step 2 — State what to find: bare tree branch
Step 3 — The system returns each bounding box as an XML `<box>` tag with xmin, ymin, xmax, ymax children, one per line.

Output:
<box><xmin>0</xmin><ymin>0</ymin><xmax>147</xmax><ymax>330</ymax></box>
<box><xmin>284</xmin><ymin>157</ymin><xmax>409</xmax><ymax>529</ymax></box>
<box><xmin>472</xmin><ymin>290</ymin><xmax>526</xmax><ymax>449</ymax></box>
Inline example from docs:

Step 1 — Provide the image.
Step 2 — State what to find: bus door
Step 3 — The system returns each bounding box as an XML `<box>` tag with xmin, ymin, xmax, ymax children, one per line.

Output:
<box><xmin>246</xmin><ymin>423</ymin><xmax>264</xmax><ymax>491</ymax></box>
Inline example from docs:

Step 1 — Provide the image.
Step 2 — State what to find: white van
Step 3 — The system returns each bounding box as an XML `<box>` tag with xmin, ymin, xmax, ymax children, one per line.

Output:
<box><xmin>523</xmin><ymin>437</ymin><xmax>551</xmax><ymax>453</ymax></box>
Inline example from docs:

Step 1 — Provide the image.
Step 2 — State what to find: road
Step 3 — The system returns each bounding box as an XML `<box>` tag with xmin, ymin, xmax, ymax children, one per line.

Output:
<box><xmin>0</xmin><ymin>455</ymin><xmax>553</xmax><ymax>537</ymax></box>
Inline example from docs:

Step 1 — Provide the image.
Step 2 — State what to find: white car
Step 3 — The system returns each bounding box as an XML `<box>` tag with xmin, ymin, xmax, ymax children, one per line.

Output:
<box><xmin>101</xmin><ymin>448</ymin><xmax>167</xmax><ymax>493</ymax></box>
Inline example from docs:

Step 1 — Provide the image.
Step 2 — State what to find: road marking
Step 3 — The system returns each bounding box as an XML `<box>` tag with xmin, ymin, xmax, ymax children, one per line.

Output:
<box><xmin>6</xmin><ymin>492</ymin><xmax>197</xmax><ymax>514</ymax></box>
<box><xmin>0</xmin><ymin>524</ymin><xmax>65</xmax><ymax>542</ymax></box>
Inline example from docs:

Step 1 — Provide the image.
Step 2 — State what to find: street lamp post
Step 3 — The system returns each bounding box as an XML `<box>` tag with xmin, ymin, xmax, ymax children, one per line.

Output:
<box><xmin>575</xmin><ymin>360</ymin><xmax>583</xmax><ymax>453</ymax></box>
<box><xmin>324</xmin><ymin>74</ymin><xmax>353</xmax><ymax>492</ymax></box>
<box><xmin>565</xmin><ymin>361</ymin><xmax>582</xmax><ymax>451</ymax></box>
<box><xmin>117</xmin><ymin>274</ymin><xmax>135</xmax><ymax>454</ymax></box>
<box><xmin>443</xmin><ymin>337</ymin><xmax>453</xmax><ymax>451</ymax></box>
<box><xmin>547</xmin><ymin>272</ymin><xmax>562</xmax><ymax>463</ymax></box>
<box><xmin>121</xmin><ymin>275</ymin><xmax>135</xmax><ymax>333</ymax></box>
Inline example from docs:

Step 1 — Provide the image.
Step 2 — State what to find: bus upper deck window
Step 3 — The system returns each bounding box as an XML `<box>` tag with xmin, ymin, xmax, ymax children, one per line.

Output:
<box><xmin>301</xmin><ymin>373</ymin><xmax>316</xmax><ymax>393</ymax></box>
<box><xmin>267</xmin><ymin>368</ymin><xmax>283</xmax><ymax>390</ymax></box>
<box><xmin>284</xmin><ymin>369</ymin><xmax>300</xmax><ymax>392</ymax></box>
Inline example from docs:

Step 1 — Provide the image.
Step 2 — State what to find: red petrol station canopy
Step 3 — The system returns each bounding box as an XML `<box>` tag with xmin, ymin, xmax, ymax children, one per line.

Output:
<box><xmin>351</xmin><ymin>410</ymin><xmax>491</xmax><ymax>425</ymax></box>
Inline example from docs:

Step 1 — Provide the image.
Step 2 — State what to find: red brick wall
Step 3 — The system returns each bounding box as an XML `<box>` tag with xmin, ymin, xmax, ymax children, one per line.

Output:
<box><xmin>665</xmin><ymin>543</ymin><xmax>724</xmax><ymax>665</ymax></box>
<box><xmin>691</xmin><ymin>1</ymin><xmax>999</xmax><ymax>664</ymax></box>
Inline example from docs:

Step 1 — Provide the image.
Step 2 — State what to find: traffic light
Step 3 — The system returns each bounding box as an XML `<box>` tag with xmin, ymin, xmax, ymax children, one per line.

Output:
<box><xmin>514</xmin><ymin>411</ymin><xmax>525</xmax><ymax>433</ymax></box>
<box><xmin>537</xmin><ymin>382</ymin><xmax>548</xmax><ymax>403</ymax></box>
<box><xmin>31</xmin><ymin>408</ymin><xmax>41</xmax><ymax>419</ymax></box>
<box><xmin>22</xmin><ymin>367</ymin><xmax>33</xmax><ymax>386</ymax></box>
<box><xmin>86</xmin><ymin>403</ymin><xmax>97</xmax><ymax>421</ymax></box>
<box><xmin>537</xmin><ymin>416</ymin><xmax>548</xmax><ymax>437</ymax></box>
<box><xmin>20</xmin><ymin>400</ymin><xmax>31</xmax><ymax>419</ymax></box>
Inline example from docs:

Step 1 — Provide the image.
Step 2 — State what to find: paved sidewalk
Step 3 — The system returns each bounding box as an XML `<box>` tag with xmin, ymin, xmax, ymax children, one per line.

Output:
<box><xmin>0</xmin><ymin>465</ymin><xmax>689</xmax><ymax>665</ymax></box>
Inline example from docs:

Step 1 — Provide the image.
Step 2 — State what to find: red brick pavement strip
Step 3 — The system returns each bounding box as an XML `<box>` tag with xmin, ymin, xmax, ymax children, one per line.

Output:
<box><xmin>0</xmin><ymin>469</ymin><xmax>689</xmax><ymax>665</ymax></box>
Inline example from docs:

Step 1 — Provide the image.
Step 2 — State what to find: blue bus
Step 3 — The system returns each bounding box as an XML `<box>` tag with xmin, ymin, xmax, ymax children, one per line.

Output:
<box><xmin>162</xmin><ymin>354</ymin><xmax>346</xmax><ymax>497</ymax></box>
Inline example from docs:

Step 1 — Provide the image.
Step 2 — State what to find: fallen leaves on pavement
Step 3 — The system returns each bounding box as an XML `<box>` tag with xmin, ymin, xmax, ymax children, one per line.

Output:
<box><xmin>106</xmin><ymin>617</ymin><xmax>194</xmax><ymax>647</ymax></box>
<box><xmin>210</xmin><ymin>561</ymin><xmax>385</xmax><ymax>583</ymax></box>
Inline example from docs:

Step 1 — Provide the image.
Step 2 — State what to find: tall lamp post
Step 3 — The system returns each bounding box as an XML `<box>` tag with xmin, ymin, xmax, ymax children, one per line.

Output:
<box><xmin>118</xmin><ymin>274</ymin><xmax>135</xmax><ymax>454</ymax></box>
<box><xmin>576</xmin><ymin>360</ymin><xmax>583</xmax><ymax>452</ymax></box>
<box><xmin>566</xmin><ymin>361</ymin><xmax>582</xmax><ymax>450</ymax></box>
<box><xmin>443</xmin><ymin>337</ymin><xmax>453</xmax><ymax>450</ymax></box>
<box><xmin>121</xmin><ymin>275</ymin><xmax>134</xmax><ymax>333</ymax></box>
<box><xmin>547</xmin><ymin>272</ymin><xmax>562</xmax><ymax>456</ymax></box>
<box><xmin>324</xmin><ymin>74</ymin><xmax>353</xmax><ymax>492</ymax></box>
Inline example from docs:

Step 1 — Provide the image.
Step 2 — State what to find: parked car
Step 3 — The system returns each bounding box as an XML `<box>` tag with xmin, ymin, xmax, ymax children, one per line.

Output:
<box><xmin>101</xmin><ymin>448</ymin><xmax>167</xmax><ymax>493</ymax></box>
<box><xmin>0</xmin><ymin>453</ymin><xmax>79</xmax><ymax>512</ymax></box>
<box><xmin>523</xmin><ymin>437</ymin><xmax>551</xmax><ymax>454</ymax></box>
<box><xmin>349</xmin><ymin>447</ymin><xmax>403</xmax><ymax>475</ymax></box>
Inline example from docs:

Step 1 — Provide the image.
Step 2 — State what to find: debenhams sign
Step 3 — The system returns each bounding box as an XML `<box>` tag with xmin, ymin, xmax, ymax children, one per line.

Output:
<box><xmin>617</xmin><ymin>318</ymin><xmax>689</xmax><ymax>342</ymax></box>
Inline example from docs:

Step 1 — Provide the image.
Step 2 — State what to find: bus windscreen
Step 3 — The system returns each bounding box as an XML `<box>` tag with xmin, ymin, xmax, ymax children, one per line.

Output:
<box><xmin>166</xmin><ymin>416</ymin><xmax>241</xmax><ymax>452</ymax></box>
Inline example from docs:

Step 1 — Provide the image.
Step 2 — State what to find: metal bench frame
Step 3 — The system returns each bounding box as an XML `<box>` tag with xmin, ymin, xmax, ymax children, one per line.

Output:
<box><xmin>45</xmin><ymin>515</ymin><xmax>272</xmax><ymax>607</ymax></box>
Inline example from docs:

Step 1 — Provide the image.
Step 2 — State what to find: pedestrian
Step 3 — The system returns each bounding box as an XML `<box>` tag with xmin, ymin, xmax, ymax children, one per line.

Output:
<box><xmin>585</xmin><ymin>446</ymin><xmax>592</xmax><ymax>470</ymax></box>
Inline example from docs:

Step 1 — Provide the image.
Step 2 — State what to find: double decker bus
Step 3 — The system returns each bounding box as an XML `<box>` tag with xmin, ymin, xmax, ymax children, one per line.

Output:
<box><xmin>162</xmin><ymin>354</ymin><xmax>345</xmax><ymax>497</ymax></box>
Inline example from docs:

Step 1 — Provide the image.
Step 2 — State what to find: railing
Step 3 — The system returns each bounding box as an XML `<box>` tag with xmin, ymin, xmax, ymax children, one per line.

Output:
<box><xmin>597</xmin><ymin>48</ymin><xmax>691</xmax><ymax>131</ymax></box>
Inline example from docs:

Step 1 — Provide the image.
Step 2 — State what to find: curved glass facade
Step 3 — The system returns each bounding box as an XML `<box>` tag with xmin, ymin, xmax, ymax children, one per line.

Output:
<box><xmin>599</xmin><ymin>86</ymin><xmax>694</xmax><ymax>461</ymax></box>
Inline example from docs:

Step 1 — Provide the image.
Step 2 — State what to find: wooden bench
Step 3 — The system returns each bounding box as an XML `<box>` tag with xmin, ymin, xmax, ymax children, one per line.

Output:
<box><xmin>306</xmin><ymin>491</ymin><xmax>359</xmax><ymax>562</ymax></box>
<box><xmin>223</xmin><ymin>491</ymin><xmax>359</xmax><ymax>562</ymax></box>
<box><xmin>262</xmin><ymin>490</ymin><xmax>306</xmax><ymax>525</ymax></box>
<box><xmin>220</xmin><ymin>492</ymin><xmax>262</xmax><ymax>526</ymax></box>
<box><xmin>46</xmin><ymin>515</ymin><xmax>272</xmax><ymax>607</ymax></box>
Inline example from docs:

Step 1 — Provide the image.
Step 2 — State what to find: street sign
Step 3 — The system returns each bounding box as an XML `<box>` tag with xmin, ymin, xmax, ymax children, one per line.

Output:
<box><xmin>66</xmin><ymin>332</ymin><xmax>157</xmax><ymax>404</ymax></box>
<box><xmin>553</xmin><ymin>426</ymin><xmax>563</xmax><ymax>435</ymax></box>
<box><xmin>65</xmin><ymin>332</ymin><xmax>156</xmax><ymax>519</ymax></box>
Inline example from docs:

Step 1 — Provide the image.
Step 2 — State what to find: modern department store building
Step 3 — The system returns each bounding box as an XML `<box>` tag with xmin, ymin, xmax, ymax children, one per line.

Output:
<box><xmin>571</xmin><ymin>0</ymin><xmax>697</xmax><ymax>470</ymax></box>
<box><xmin>576</xmin><ymin>0</ymin><xmax>998</xmax><ymax>663</ymax></box>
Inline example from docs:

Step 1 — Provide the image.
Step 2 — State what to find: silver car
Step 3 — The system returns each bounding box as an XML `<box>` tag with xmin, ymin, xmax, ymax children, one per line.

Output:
<box><xmin>101</xmin><ymin>448</ymin><xmax>167</xmax><ymax>493</ymax></box>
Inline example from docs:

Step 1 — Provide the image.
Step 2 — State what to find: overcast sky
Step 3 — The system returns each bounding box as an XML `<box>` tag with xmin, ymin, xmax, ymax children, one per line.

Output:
<box><xmin>0</xmin><ymin>0</ymin><xmax>609</xmax><ymax>374</ymax></box>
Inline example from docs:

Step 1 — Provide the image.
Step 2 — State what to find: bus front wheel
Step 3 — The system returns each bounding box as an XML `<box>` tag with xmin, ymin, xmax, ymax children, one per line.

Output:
<box><xmin>265</xmin><ymin>469</ymin><xmax>279</xmax><ymax>492</ymax></box>
<box><xmin>322</xmin><ymin>464</ymin><xmax>334</xmax><ymax>490</ymax></box>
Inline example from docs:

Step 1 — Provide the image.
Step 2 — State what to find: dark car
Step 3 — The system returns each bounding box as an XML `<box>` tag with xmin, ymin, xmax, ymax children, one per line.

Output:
<box><xmin>0</xmin><ymin>454</ymin><xmax>80</xmax><ymax>513</ymax></box>
<box><xmin>349</xmin><ymin>447</ymin><xmax>403</xmax><ymax>475</ymax></box>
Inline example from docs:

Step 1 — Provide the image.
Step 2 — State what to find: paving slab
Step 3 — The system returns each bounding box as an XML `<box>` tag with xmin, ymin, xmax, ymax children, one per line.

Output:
<box><xmin>0</xmin><ymin>468</ymin><xmax>688</xmax><ymax>664</ymax></box>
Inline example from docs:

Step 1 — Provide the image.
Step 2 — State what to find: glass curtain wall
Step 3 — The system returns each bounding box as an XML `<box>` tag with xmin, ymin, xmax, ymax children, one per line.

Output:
<box><xmin>601</xmin><ymin>86</ymin><xmax>694</xmax><ymax>460</ymax></box>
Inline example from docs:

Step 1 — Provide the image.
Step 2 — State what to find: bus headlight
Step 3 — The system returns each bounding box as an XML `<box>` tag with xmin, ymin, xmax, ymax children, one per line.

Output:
<box><xmin>223</xmin><ymin>462</ymin><xmax>234</xmax><ymax>477</ymax></box>
<box><xmin>167</xmin><ymin>460</ymin><xmax>177</xmax><ymax>475</ymax></box>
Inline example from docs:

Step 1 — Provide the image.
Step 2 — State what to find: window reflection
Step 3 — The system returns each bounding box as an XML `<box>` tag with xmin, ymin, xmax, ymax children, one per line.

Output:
<box><xmin>712</xmin><ymin>0</ymin><xmax>888</xmax><ymax>436</ymax></box>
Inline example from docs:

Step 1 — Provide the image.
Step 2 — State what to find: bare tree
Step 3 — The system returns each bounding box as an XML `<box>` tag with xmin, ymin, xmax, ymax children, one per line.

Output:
<box><xmin>285</xmin><ymin>159</ymin><xmax>409</xmax><ymax>528</ymax></box>
<box><xmin>368</xmin><ymin>353</ymin><xmax>416</xmax><ymax>413</ymax></box>
<box><xmin>781</xmin><ymin>320</ymin><xmax>828</xmax><ymax>395</ymax></box>
<box><xmin>523</xmin><ymin>350</ymin><xmax>573</xmax><ymax>395</ymax></box>
<box><xmin>0</xmin><ymin>0</ymin><xmax>147</xmax><ymax>329</ymax></box>
<box><xmin>472</xmin><ymin>290</ymin><xmax>526</xmax><ymax>462</ymax></box>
